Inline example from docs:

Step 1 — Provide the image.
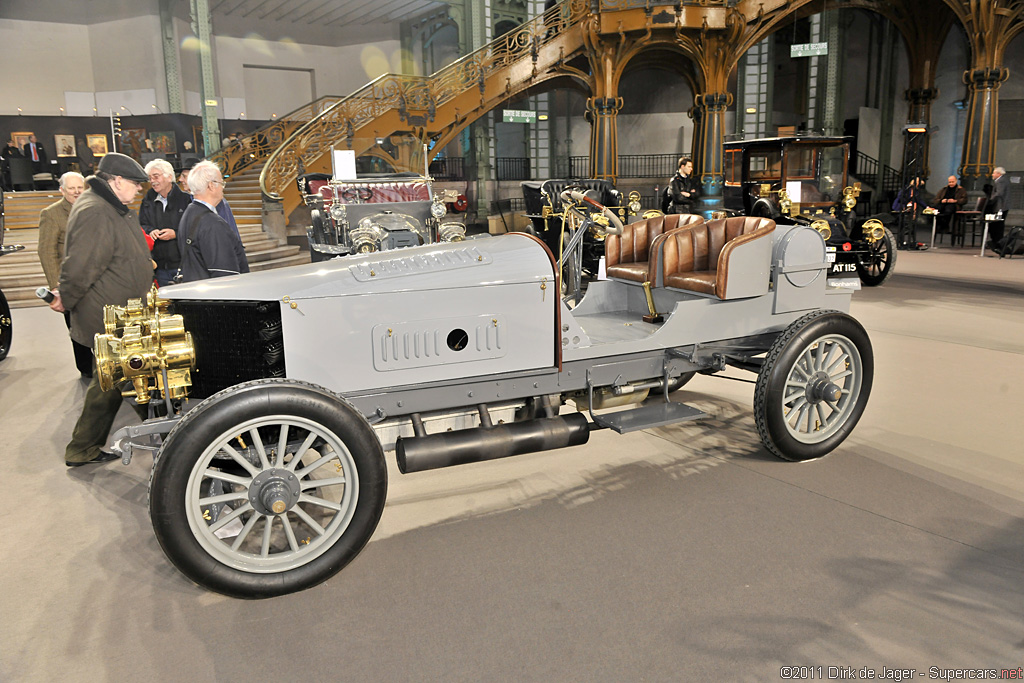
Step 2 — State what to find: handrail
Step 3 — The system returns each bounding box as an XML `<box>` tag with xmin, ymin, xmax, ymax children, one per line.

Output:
<box><xmin>207</xmin><ymin>95</ymin><xmax>342</xmax><ymax>178</ymax></box>
<box><xmin>260</xmin><ymin>0</ymin><xmax>592</xmax><ymax>200</ymax></box>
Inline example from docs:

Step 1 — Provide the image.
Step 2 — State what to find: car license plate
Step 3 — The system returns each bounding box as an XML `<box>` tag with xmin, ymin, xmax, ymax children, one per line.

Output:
<box><xmin>826</xmin><ymin>246</ymin><xmax>836</xmax><ymax>263</ymax></box>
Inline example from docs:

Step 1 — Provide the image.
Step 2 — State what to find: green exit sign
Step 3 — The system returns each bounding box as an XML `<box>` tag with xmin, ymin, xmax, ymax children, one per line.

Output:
<box><xmin>503</xmin><ymin>109</ymin><xmax>537</xmax><ymax>123</ymax></box>
<box><xmin>791</xmin><ymin>42</ymin><xmax>828</xmax><ymax>58</ymax></box>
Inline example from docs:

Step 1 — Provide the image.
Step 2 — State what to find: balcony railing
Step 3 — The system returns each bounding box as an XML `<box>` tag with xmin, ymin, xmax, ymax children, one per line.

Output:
<box><xmin>428</xmin><ymin>157</ymin><xmax>466</xmax><ymax>180</ymax></box>
<box><xmin>496</xmin><ymin>157</ymin><xmax>531</xmax><ymax>181</ymax></box>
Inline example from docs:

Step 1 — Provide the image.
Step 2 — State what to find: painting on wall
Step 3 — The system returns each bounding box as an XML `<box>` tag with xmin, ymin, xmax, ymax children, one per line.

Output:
<box><xmin>150</xmin><ymin>131</ymin><xmax>177</xmax><ymax>154</ymax></box>
<box><xmin>11</xmin><ymin>131</ymin><xmax>33</xmax><ymax>149</ymax></box>
<box><xmin>55</xmin><ymin>134</ymin><xmax>76</xmax><ymax>158</ymax></box>
<box><xmin>86</xmin><ymin>134</ymin><xmax>108</xmax><ymax>156</ymax></box>
<box><xmin>120</xmin><ymin>128</ymin><xmax>147</xmax><ymax>160</ymax></box>
<box><xmin>192</xmin><ymin>125</ymin><xmax>205</xmax><ymax>155</ymax></box>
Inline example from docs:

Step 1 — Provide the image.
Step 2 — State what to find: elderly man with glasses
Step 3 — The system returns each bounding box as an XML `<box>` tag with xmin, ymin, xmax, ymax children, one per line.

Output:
<box><xmin>49</xmin><ymin>153</ymin><xmax>154</xmax><ymax>467</ymax></box>
<box><xmin>177</xmin><ymin>160</ymin><xmax>249</xmax><ymax>282</ymax></box>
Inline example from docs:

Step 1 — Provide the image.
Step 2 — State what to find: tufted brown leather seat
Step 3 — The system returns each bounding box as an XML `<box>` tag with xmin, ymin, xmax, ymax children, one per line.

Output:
<box><xmin>662</xmin><ymin>216</ymin><xmax>776</xmax><ymax>299</ymax></box>
<box><xmin>605</xmin><ymin>213</ymin><xmax>705</xmax><ymax>283</ymax></box>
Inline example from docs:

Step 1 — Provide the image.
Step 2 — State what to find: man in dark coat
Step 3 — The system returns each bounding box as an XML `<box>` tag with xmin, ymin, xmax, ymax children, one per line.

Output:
<box><xmin>178</xmin><ymin>160</ymin><xmax>249</xmax><ymax>282</ymax></box>
<box><xmin>668</xmin><ymin>156</ymin><xmax>701</xmax><ymax>214</ymax></box>
<box><xmin>23</xmin><ymin>134</ymin><xmax>49</xmax><ymax>173</ymax></box>
<box><xmin>987</xmin><ymin>166</ymin><xmax>1010</xmax><ymax>248</ymax></box>
<box><xmin>49</xmin><ymin>153</ymin><xmax>154</xmax><ymax>466</ymax></box>
<box><xmin>932</xmin><ymin>175</ymin><xmax>967</xmax><ymax>242</ymax></box>
<box><xmin>139</xmin><ymin>158</ymin><xmax>191</xmax><ymax>285</ymax></box>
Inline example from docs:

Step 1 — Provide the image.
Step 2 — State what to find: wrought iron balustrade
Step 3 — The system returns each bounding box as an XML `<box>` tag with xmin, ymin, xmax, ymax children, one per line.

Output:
<box><xmin>496</xmin><ymin>158</ymin><xmax>531</xmax><ymax>181</ymax></box>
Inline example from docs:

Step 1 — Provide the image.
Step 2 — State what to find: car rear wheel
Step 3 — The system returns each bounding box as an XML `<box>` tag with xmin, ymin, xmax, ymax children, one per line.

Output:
<box><xmin>754</xmin><ymin>310</ymin><xmax>873</xmax><ymax>461</ymax></box>
<box><xmin>150</xmin><ymin>379</ymin><xmax>387</xmax><ymax>598</ymax></box>
<box><xmin>856</xmin><ymin>227</ymin><xmax>897</xmax><ymax>286</ymax></box>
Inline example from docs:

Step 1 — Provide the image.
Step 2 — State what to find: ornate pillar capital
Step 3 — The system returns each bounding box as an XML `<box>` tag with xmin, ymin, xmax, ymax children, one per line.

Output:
<box><xmin>586</xmin><ymin>96</ymin><xmax>622</xmax><ymax>181</ymax></box>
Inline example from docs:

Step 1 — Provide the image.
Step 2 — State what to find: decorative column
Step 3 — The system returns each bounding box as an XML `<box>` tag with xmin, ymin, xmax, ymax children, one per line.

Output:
<box><xmin>905</xmin><ymin>87</ymin><xmax>938</xmax><ymax>177</ymax></box>
<box><xmin>586</xmin><ymin>97</ymin><xmax>621</xmax><ymax>181</ymax></box>
<box><xmin>190</xmin><ymin>0</ymin><xmax>221</xmax><ymax>154</ymax></box>
<box><xmin>158</xmin><ymin>0</ymin><xmax>182</xmax><ymax>113</ymax></box>
<box><xmin>695</xmin><ymin>92</ymin><xmax>732</xmax><ymax>216</ymax></box>
<box><xmin>959</xmin><ymin>67</ymin><xmax>1008</xmax><ymax>189</ymax></box>
<box><xmin>688</xmin><ymin>103</ymin><xmax>704</xmax><ymax>173</ymax></box>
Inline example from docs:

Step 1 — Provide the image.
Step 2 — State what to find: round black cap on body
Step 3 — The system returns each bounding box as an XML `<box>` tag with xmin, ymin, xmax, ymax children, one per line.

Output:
<box><xmin>97</xmin><ymin>152</ymin><xmax>148</xmax><ymax>183</ymax></box>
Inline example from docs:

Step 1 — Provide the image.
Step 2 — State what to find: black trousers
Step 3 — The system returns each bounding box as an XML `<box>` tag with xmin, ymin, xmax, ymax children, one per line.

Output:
<box><xmin>64</xmin><ymin>311</ymin><xmax>94</xmax><ymax>377</ymax></box>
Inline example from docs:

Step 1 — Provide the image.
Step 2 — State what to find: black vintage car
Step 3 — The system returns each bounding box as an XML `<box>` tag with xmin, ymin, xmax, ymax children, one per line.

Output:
<box><xmin>723</xmin><ymin>136</ymin><xmax>896</xmax><ymax>286</ymax></box>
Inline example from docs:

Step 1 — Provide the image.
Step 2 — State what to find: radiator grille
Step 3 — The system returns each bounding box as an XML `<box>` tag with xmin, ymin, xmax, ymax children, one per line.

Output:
<box><xmin>172</xmin><ymin>300</ymin><xmax>285</xmax><ymax>399</ymax></box>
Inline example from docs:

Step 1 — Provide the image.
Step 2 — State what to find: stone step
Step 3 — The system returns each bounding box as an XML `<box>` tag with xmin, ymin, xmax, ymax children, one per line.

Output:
<box><xmin>249</xmin><ymin>251</ymin><xmax>311</xmax><ymax>272</ymax></box>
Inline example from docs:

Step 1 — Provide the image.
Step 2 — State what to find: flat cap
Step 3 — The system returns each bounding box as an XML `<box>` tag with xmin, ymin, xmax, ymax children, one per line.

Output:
<box><xmin>97</xmin><ymin>152</ymin><xmax>148</xmax><ymax>183</ymax></box>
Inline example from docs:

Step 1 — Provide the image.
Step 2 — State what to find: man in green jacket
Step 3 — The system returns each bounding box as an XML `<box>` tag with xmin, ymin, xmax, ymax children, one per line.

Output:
<box><xmin>49</xmin><ymin>153</ymin><xmax>154</xmax><ymax>467</ymax></box>
<box><xmin>37</xmin><ymin>171</ymin><xmax>92</xmax><ymax>377</ymax></box>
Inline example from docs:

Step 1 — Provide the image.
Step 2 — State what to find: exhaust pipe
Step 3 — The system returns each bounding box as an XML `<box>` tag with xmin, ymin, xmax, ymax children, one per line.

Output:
<box><xmin>396</xmin><ymin>413</ymin><xmax>591</xmax><ymax>474</ymax></box>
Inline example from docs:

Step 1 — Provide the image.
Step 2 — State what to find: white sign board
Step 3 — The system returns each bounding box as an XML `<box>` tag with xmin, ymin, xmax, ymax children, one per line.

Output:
<box><xmin>332</xmin><ymin>149</ymin><xmax>357</xmax><ymax>180</ymax></box>
<box><xmin>791</xmin><ymin>42</ymin><xmax>828</xmax><ymax>58</ymax></box>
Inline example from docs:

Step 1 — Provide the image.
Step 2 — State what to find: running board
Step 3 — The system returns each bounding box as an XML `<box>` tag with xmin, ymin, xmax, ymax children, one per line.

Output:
<box><xmin>591</xmin><ymin>401</ymin><xmax>706</xmax><ymax>434</ymax></box>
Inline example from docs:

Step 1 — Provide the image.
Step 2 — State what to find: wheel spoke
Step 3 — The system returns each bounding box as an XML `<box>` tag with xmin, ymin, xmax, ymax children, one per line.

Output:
<box><xmin>300</xmin><ymin>476</ymin><xmax>346</xmax><ymax>490</ymax></box>
<box><xmin>784</xmin><ymin>388</ymin><xmax>805</xmax><ymax>404</ymax></box>
<box><xmin>250</xmin><ymin>428</ymin><xmax>271</xmax><ymax>469</ymax></box>
<box><xmin>276</xmin><ymin>424</ymin><xmax>290</xmax><ymax>468</ymax></box>
<box><xmin>286</xmin><ymin>431</ymin><xmax>320</xmax><ymax>472</ymax></box>
<box><xmin>290</xmin><ymin>505</ymin><xmax>326</xmax><ymax>536</ymax></box>
<box><xmin>826</xmin><ymin>352</ymin><xmax>849</xmax><ymax>376</ymax></box>
<box><xmin>816</xmin><ymin>403</ymin><xmax>830</xmax><ymax>431</ymax></box>
<box><xmin>298</xmin><ymin>493</ymin><xmax>343</xmax><ymax>512</ymax></box>
<box><xmin>202</xmin><ymin>469</ymin><xmax>251</xmax><ymax>487</ymax></box>
<box><xmin>814</xmin><ymin>342</ymin><xmax>825</xmax><ymax>371</ymax></box>
<box><xmin>295</xmin><ymin>450</ymin><xmax>340</xmax><ymax>479</ymax></box>
<box><xmin>208</xmin><ymin>502</ymin><xmax>252</xmax><ymax>533</ymax></box>
<box><xmin>199</xmin><ymin>491</ymin><xmax>248</xmax><ymax>506</ymax></box>
<box><xmin>230</xmin><ymin>512</ymin><xmax>262</xmax><ymax>551</ymax></box>
<box><xmin>281</xmin><ymin>512</ymin><xmax>300</xmax><ymax>552</ymax></box>
<box><xmin>221</xmin><ymin>443</ymin><xmax>261</xmax><ymax>477</ymax></box>
<box><xmin>260</xmin><ymin>516</ymin><xmax>273</xmax><ymax>557</ymax></box>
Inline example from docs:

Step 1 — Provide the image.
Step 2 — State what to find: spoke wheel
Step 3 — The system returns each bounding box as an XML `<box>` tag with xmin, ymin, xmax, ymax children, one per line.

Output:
<box><xmin>856</xmin><ymin>227</ymin><xmax>897</xmax><ymax>286</ymax></box>
<box><xmin>0</xmin><ymin>288</ymin><xmax>11</xmax><ymax>361</ymax></box>
<box><xmin>754</xmin><ymin>310</ymin><xmax>873</xmax><ymax>461</ymax></box>
<box><xmin>150</xmin><ymin>380</ymin><xmax>386</xmax><ymax>598</ymax></box>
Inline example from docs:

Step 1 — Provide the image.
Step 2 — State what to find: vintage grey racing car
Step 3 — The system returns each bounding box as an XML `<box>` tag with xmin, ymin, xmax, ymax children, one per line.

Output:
<box><xmin>97</xmin><ymin>191</ymin><xmax>874</xmax><ymax>598</ymax></box>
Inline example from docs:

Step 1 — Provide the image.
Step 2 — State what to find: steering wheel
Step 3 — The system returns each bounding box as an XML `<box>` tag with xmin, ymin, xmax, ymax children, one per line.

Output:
<box><xmin>559</xmin><ymin>189</ymin><xmax>624</xmax><ymax>235</ymax></box>
<box><xmin>341</xmin><ymin>187</ymin><xmax>374</xmax><ymax>202</ymax></box>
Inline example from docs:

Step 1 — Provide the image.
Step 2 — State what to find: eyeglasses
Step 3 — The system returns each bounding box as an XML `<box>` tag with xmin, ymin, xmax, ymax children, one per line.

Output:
<box><xmin>210</xmin><ymin>180</ymin><xmax>226</xmax><ymax>187</ymax></box>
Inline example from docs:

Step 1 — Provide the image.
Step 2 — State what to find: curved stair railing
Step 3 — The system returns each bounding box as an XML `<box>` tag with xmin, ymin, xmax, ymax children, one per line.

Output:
<box><xmin>259</xmin><ymin>0</ymin><xmax>592</xmax><ymax>208</ymax></box>
<box><xmin>208</xmin><ymin>96</ymin><xmax>342</xmax><ymax>178</ymax></box>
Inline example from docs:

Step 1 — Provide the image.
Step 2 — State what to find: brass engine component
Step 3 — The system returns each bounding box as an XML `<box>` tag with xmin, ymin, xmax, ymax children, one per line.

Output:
<box><xmin>810</xmin><ymin>219</ymin><xmax>832</xmax><ymax>241</ymax></box>
<box><xmin>862</xmin><ymin>218</ymin><xmax>886</xmax><ymax>243</ymax></box>
<box><xmin>641</xmin><ymin>209</ymin><xmax>665</xmax><ymax>219</ymax></box>
<box><xmin>94</xmin><ymin>286</ymin><xmax>195</xmax><ymax>404</ymax></box>
<box><xmin>843</xmin><ymin>183</ymin><xmax>861</xmax><ymax>212</ymax></box>
<box><xmin>778</xmin><ymin>188</ymin><xmax>792</xmax><ymax>216</ymax></box>
<box><xmin>627</xmin><ymin>190</ymin><xmax>642</xmax><ymax>215</ymax></box>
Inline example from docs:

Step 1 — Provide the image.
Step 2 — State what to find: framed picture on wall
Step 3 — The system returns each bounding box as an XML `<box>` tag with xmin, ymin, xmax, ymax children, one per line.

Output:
<box><xmin>151</xmin><ymin>131</ymin><xmax>177</xmax><ymax>154</ymax></box>
<box><xmin>12</xmin><ymin>131</ymin><xmax>33</xmax><ymax>149</ymax></box>
<box><xmin>55</xmin><ymin>134</ymin><xmax>76</xmax><ymax>157</ymax></box>
<box><xmin>86</xmin><ymin>134</ymin><xmax>108</xmax><ymax>156</ymax></box>
<box><xmin>192</xmin><ymin>125</ymin><xmax>204</xmax><ymax>155</ymax></box>
<box><xmin>120</xmin><ymin>128</ymin><xmax>147</xmax><ymax>160</ymax></box>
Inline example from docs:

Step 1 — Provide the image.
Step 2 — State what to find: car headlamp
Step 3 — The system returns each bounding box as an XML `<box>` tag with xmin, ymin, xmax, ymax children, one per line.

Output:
<box><xmin>430</xmin><ymin>199</ymin><xmax>446</xmax><ymax>219</ymax></box>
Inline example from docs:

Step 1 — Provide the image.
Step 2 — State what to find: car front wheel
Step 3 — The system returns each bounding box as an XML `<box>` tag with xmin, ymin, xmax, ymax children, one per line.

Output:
<box><xmin>149</xmin><ymin>379</ymin><xmax>387</xmax><ymax>598</ymax></box>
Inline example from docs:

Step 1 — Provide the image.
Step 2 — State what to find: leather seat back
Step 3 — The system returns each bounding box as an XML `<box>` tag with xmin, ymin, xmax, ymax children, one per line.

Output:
<box><xmin>663</xmin><ymin>216</ymin><xmax>776</xmax><ymax>298</ymax></box>
<box><xmin>606</xmin><ymin>213</ymin><xmax>705</xmax><ymax>282</ymax></box>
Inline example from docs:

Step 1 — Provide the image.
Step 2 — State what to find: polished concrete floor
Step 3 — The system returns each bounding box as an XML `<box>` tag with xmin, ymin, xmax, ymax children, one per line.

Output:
<box><xmin>1</xmin><ymin>245</ymin><xmax>1023</xmax><ymax>681</ymax></box>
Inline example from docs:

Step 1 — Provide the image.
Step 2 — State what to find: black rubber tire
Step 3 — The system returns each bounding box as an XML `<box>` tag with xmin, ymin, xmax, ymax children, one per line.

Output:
<box><xmin>751</xmin><ymin>199</ymin><xmax>777</xmax><ymax>219</ymax></box>
<box><xmin>856</xmin><ymin>227</ymin><xmax>897</xmax><ymax>286</ymax></box>
<box><xmin>149</xmin><ymin>379</ymin><xmax>387</xmax><ymax>598</ymax></box>
<box><xmin>0</xmin><ymin>288</ymin><xmax>11</xmax><ymax>361</ymax></box>
<box><xmin>754</xmin><ymin>310</ymin><xmax>873</xmax><ymax>461</ymax></box>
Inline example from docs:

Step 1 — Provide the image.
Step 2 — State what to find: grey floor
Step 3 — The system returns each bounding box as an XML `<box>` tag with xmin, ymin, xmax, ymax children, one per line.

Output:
<box><xmin>2</xmin><ymin>245</ymin><xmax>1023</xmax><ymax>681</ymax></box>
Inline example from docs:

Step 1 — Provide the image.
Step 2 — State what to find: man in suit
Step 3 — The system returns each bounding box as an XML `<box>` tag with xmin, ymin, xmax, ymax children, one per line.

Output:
<box><xmin>38</xmin><ymin>172</ymin><xmax>92</xmax><ymax>378</ymax></box>
<box><xmin>23</xmin><ymin>134</ymin><xmax>49</xmax><ymax>173</ymax></box>
<box><xmin>987</xmin><ymin>166</ymin><xmax>1010</xmax><ymax>249</ymax></box>
<box><xmin>1</xmin><ymin>139</ymin><xmax>22</xmax><ymax>190</ymax></box>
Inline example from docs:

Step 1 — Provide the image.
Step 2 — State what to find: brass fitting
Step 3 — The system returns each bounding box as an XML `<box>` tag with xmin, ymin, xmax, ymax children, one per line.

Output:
<box><xmin>94</xmin><ymin>285</ymin><xmax>195</xmax><ymax>404</ymax></box>
<box><xmin>862</xmin><ymin>218</ymin><xmax>886</xmax><ymax>243</ymax></box>
<box><xmin>810</xmin><ymin>219</ymin><xmax>832</xmax><ymax>241</ymax></box>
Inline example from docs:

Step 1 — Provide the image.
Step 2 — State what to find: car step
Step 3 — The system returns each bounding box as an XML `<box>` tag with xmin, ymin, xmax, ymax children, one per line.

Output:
<box><xmin>591</xmin><ymin>401</ymin><xmax>706</xmax><ymax>434</ymax></box>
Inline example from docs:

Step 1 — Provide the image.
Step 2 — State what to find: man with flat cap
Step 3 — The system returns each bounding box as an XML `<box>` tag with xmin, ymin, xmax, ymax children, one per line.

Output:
<box><xmin>49</xmin><ymin>152</ymin><xmax>155</xmax><ymax>467</ymax></box>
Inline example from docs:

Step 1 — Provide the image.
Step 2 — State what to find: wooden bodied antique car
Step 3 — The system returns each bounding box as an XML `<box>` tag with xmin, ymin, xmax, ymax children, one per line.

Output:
<box><xmin>723</xmin><ymin>136</ymin><xmax>897</xmax><ymax>286</ymax></box>
<box><xmin>98</xmin><ymin>191</ymin><xmax>873</xmax><ymax>599</ymax></box>
<box><xmin>299</xmin><ymin>171</ymin><xmax>467</xmax><ymax>262</ymax></box>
